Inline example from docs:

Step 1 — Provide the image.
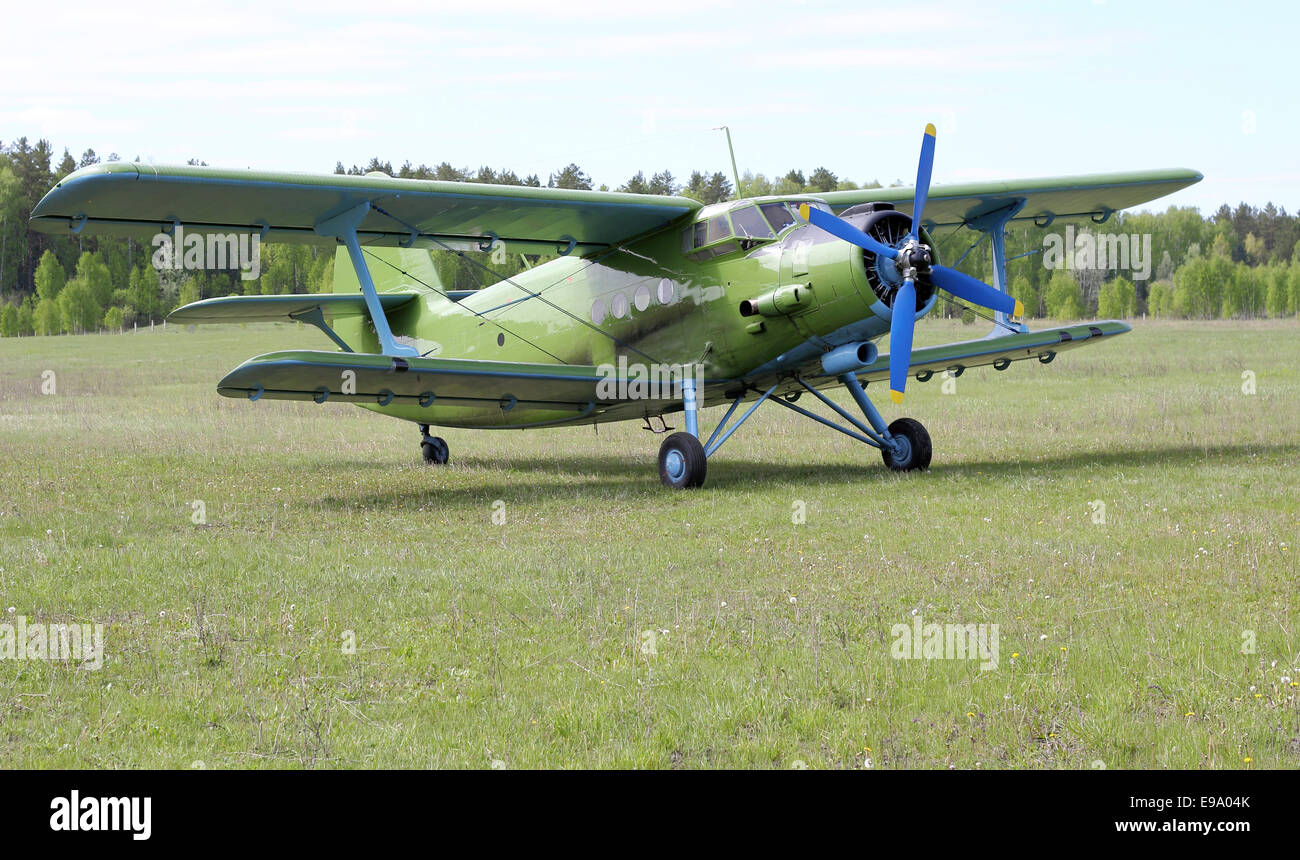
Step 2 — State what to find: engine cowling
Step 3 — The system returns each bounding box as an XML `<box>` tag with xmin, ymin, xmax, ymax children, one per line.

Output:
<box><xmin>839</xmin><ymin>204</ymin><xmax>939</xmax><ymax>310</ymax></box>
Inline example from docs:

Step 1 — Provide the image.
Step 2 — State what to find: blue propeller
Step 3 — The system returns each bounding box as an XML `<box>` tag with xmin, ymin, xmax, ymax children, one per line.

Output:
<box><xmin>930</xmin><ymin>265</ymin><xmax>1021</xmax><ymax>317</ymax></box>
<box><xmin>909</xmin><ymin>124</ymin><xmax>936</xmax><ymax>240</ymax></box>
<box><xmin>798</xmin><ymin>123</ymin><xmax>1023</xmax><ymax>404</ymax></box>
<box><xmin>889</xmin><ymin>278</ymin><xmax>917</xmax><ymax>400</ymax></box>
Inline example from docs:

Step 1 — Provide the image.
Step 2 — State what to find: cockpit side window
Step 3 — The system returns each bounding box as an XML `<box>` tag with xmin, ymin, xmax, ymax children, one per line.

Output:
<box><xmin>681</xmin><ymin>207</ymin><xmax>763</xmax><ymax>261</ymax></box>
<box><xmin>686</xmin><ymin>215</ymin><xmax>734</xmax><ymax>250</ymax></box>
<box><xmin>692</xmin><ymin>220</ymin><xmax>709</xmax><ymax>248</ymax></box>
<box><xmin>731</xmin><ymin>205</ymin><xmax>775</xmax><ymax>240</ymax></box>
<box><xmin>704</xmin><ymin>215</ymin><xmax>732</xmax><ymax>244</ymax></box>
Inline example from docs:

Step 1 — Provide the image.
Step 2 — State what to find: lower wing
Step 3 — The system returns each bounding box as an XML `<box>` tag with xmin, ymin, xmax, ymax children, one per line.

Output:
<box><xmin>843</xmin><ymin>320</ymin><xmax>1130</xmax><ymax>385</ymax></box>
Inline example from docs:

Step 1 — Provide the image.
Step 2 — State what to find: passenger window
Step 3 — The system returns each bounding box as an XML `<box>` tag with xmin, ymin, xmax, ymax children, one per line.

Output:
<box><xmin>731</xmin><ymin>205</ymin><xmax>775</xmax><ymax>240</ymax></box>
<box><xmin>760</xmin><ymin>202</ymin><xmax>796</xmax><ymax>232</ymax></box>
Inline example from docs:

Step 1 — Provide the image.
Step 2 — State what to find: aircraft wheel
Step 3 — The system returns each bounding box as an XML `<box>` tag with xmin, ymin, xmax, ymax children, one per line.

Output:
<box><xmin>421</xmin><ymin>436</ymin><xmax>450</xmax><ymax>465</ymax></box>
<box><xmin>658</xmin><ymin>432</ymin><xmax>707</xmax><ymax>489</ymax></box>
<box><xmin>881</xmin><ymin>417</ymin><xmax>932</xmax><ymax>471</ymax></box>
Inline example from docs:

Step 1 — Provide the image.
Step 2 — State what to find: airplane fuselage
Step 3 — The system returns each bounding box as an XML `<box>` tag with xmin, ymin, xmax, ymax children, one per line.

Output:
<box><xmin>335</xmin><ymin>197</ymin><xmax>939</xmax><ymax>429</ymax></box>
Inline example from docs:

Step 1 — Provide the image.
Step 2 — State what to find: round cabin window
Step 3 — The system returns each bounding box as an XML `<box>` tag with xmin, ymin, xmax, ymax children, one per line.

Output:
<box><xmin>657</xmin><ymin>278</ymin><xmax>675</xmax><ymax>304</ymax></box>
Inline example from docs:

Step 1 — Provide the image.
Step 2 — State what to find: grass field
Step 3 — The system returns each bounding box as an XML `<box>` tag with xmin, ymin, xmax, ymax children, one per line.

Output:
<box><xmin>0</xmin><ymin>317</ymin><xmax>1296</xmax><ymax>769</ymax></box>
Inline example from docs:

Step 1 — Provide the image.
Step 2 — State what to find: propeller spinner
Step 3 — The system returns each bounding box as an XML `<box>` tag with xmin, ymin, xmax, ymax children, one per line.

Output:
<box><xmin>799</xmin><ymin>124</ymin><xmax>1024</xmax><ymax>403</ymax></box>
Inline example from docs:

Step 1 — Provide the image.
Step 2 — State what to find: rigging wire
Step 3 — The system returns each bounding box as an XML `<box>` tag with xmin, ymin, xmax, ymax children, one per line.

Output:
<box><xmin>356</xmin><ymin>244</ymin><xmax>565</xmax><ymax>363</ymax></box>
<box><xmin>368</xmin><ymin>203</ymin><xmax>667</xmax><ymax>366</ymax></box>
<box><xmin>933</xmin><ymin>290</ymin><xmax>1023</xmax><ymax>334</ymax></box>
<box><xmin>926</xmin><ymin>223</ymin><xmax>1024</xmax><ymax>333</ymax></box>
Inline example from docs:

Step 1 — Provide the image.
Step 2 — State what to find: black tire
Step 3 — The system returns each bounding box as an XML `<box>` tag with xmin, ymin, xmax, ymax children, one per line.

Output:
<box><xmin>881</xmin><ymin>417</ymin><xmax>932</xmax><ymax>471</ymax></box>
<box><xmin>658</xmin><ymin>432</ymin><xmax>707</xmax><ymax>489</ymax></box>
<box><xmin>421</xmin><ymin>436</ymin><xmax>450</xmax><ymax>465</ymax></box>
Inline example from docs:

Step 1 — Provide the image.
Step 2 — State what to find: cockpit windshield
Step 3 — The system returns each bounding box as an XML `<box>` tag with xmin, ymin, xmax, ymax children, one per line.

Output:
<box><xmin>682</xmin><ymin>199</ymin><xmax>813</xmax><ymax>261</ymax></box>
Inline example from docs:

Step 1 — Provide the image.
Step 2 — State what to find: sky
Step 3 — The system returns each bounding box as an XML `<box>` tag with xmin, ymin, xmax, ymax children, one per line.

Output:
<box><xmin>1</xmin><ymin>0</ymin><xmax>1295</xmax><ymax>215</ymax></box>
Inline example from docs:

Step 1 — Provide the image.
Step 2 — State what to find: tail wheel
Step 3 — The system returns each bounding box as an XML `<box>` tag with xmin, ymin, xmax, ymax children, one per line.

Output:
<box><xmin>658</xmin><ymin>432</ymin><xmax>707</xmax><ymax>489</ymax></box>
<box><xmin>881</xmin><ymin>417</ymin><xmax>931</xmax><ymax>471</ymax></box>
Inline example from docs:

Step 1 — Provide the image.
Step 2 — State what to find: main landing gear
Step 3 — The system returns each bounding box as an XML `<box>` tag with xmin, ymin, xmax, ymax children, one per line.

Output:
<box><xmin>658</xmin><ymin>432</ymin><xmax>707</xmax><ymax>488</ymax></box>
<box><xmin>880</xmin><ymin>417</ymin><xmax>931</xmax><ymax>472</ymax></box>
<box><xmin>656</xmin><ymin>374</ymin><xmax>930</xmax><ymax>488</ymax></box>
<box><xmin>419</xmin><ymin>424</ymin><xmax>449</xmax><ymax>465</ymax></box>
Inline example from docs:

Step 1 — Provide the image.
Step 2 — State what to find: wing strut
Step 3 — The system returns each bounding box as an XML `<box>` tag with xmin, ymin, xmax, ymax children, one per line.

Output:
<box><xmin>965</xmin><ymin>200</ymin><xmax>1029</xmax><ymax>338</ymax></box>
<box><xmin>314</xmin><ymin>202</ymin><xmax>418</xmax><ymax>358</ymax></box>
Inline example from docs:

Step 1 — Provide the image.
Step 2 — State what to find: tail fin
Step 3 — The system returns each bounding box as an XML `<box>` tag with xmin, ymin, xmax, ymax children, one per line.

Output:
<box><xmin>332</xmin><ymin>246</ymin><xmax>445</xmax><ymax>295</ymax></box>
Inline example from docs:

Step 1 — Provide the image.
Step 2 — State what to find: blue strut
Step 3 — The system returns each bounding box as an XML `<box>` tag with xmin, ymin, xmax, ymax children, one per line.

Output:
<box><xmin>967</xmin><ymin>199</ymin><xmax>1029</xmax><ymax>338</ymax></box>
<box><xmin>682</xmin><ymin>375</ymin><xmax>699</xmax><ymax>438</ymax></box>
<box><xmin>314</xmin><ymin>201</ymin><xmax>418</xmax><ymax>358</ymax></box>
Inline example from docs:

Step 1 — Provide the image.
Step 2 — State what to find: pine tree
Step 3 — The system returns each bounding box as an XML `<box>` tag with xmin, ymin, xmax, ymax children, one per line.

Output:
<box><xmin>549</xmin><ymin>164</ymin><xmax>592</xmax><ymax>190</ymax></box>
<box><xmin>619</xmin><ymin>171</ymin><xmax>649</xmax><ymax>194</ymax></box>
<box><xmin>808</xmin><ymin>167</ymin><xmax>838</xmax><ymax>192</ymax></box>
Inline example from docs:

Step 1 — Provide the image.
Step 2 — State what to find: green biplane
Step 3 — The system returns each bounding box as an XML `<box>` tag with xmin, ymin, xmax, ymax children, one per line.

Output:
<box><xmin>31</xmin><ymin>127</ymin><xmax>1200</xmax><ymax>487</ymax></box>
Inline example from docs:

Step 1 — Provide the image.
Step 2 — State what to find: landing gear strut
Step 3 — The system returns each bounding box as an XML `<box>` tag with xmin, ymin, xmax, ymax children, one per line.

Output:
<box><xmin>655</xmin><ymin>371</ymin><xmax>933</xmax><ymax>488</ymax></box>
<box><xmin>419</xmin><ymin>424</ymin><xmax>449</xmax><ymax>465</ymax></box>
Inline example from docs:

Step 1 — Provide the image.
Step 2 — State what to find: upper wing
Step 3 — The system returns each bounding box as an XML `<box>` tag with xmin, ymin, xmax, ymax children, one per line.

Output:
<box><xmin>819</xmin><ymin>168</ymin><xmax>1202</xmax><ymax>228</ymax></box>
<box><xmin>30</xmin><ymin>162</ymin><xmax>702</xmax><ymax>256</ymax></box>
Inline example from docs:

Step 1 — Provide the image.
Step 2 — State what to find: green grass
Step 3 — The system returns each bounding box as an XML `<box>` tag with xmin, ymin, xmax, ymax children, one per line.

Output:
<box><xmin>0</xmin><ymin>317</ymin><xmax>1296</xmax><ymax>769</ymax></box>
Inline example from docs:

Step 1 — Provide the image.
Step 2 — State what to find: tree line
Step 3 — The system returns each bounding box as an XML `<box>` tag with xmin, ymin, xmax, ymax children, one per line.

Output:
<box><xmin>3</xmin><ymin>136</ymin><xmax>1299</xmax><ymax>338</ymax></box>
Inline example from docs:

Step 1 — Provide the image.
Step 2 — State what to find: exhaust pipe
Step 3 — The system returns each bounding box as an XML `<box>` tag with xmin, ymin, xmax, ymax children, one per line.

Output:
<box><xmin>739</xmin><ymin>283</ymin><xmax>813</xmax><ymax>318</ymax></box>
<box><xmin>821</xmin><ymin>341</ymin><xmax>879</xmax><ymax>376</ymax></box>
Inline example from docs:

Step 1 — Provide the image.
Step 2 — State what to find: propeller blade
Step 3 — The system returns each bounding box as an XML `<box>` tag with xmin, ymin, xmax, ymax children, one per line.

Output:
<box><xmin>888</xmin><ymin>278</ymin><xmax>917</xmax><ymax>404</ymax></box>
<box><xmin>798</xmin><ymin>203</ymin><xmax>900</xmax><ymax>260</ymax></box>
<box><xmin>910</xmin><ymin>123</ymin><xmax>936</xmax><ymax>239</ymax></box>
<box><xmin>931</xmin><ymin>265</ymin><xmax>1024</xmax><ymax>317</ymax></box>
